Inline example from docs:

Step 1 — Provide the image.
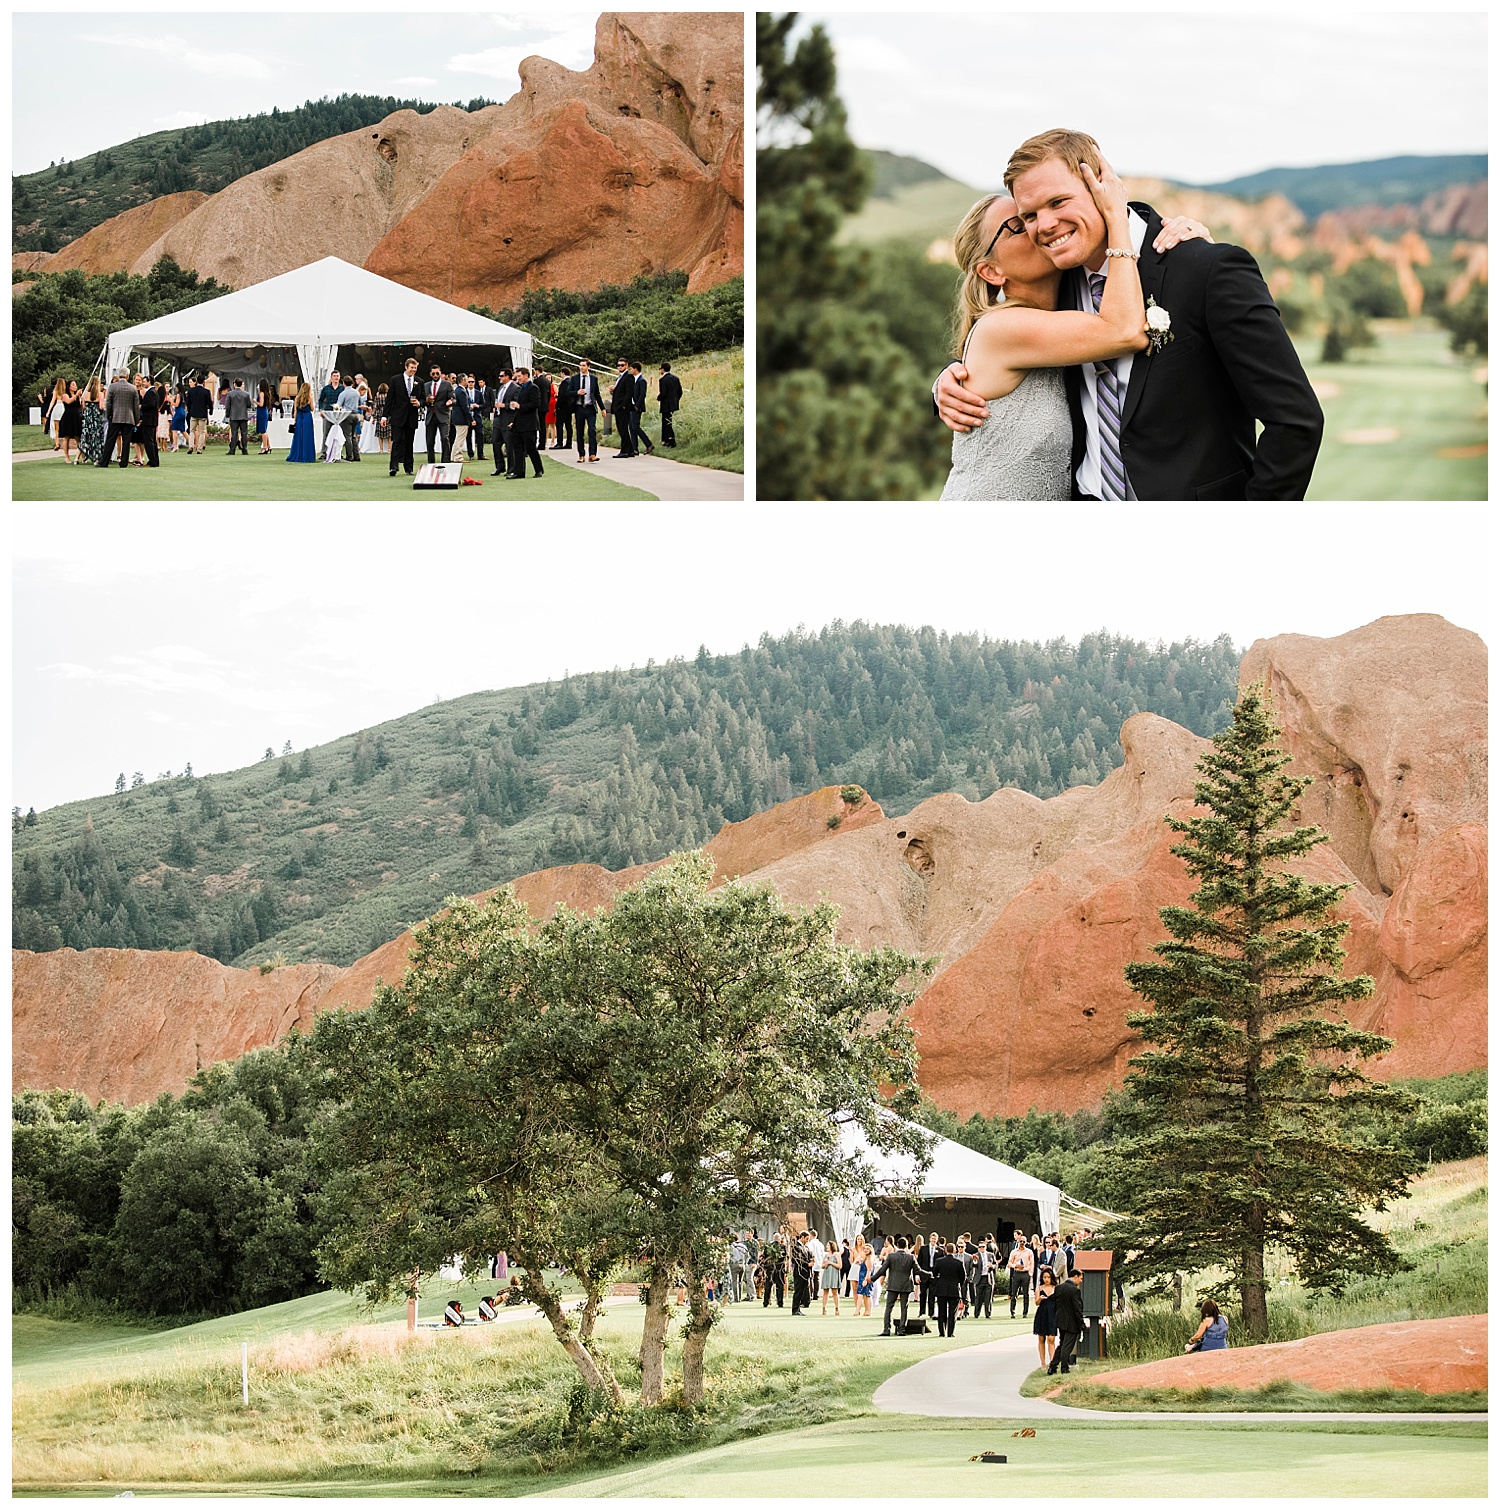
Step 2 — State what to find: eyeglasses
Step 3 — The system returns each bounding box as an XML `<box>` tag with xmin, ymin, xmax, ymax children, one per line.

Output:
<box><xmin>981</xmin><ymin>214</ymin><xmax>1027</xmax><ymax>263</ymax></box>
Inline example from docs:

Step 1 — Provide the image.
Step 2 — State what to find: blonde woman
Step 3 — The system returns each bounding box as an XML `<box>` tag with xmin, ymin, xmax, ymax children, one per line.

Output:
<box><xmin>80</xmin><ymin>376</ymin><xmax>106</xmax><ymax>464</ymax></box>
<box><xmin>939</xmin><ymin>160</ymin><xmax>1210</xmax><ymax>501</ymax></box>
<box><xmin>819</xmin><ymin>1243</ymin><xmax>843</xmax><ymax>1316</ymax></box>
<box><xmin>851</xmin><ymin>1237</ymin><xmax>875</xmax><ymax>1318</ymax></box>
<box><xmin>46</xmin><ymin>377</ymin><xmax>68</xmax><ymax>450</ymax></box>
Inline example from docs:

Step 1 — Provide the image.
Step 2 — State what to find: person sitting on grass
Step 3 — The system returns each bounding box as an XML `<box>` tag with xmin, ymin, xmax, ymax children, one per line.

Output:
<box><xmin>504</xmin><ymin>1277</ymin><xmax>525</xmax><ymax>1306</ymax></box>
<box><xmin>478</xmin><ymin>1295</ymin><xmax>499</xmax><ymax>1322</ymax></box>
<box><xmin>443</xmin><ymin>1299</ymin><xmax>465</xmax><ymax>1327</ymax></box>
<box><xmin>1185</xmin><ymin>1299</ymin><xmax>1228</xmax><ymax>1352</ymax></box>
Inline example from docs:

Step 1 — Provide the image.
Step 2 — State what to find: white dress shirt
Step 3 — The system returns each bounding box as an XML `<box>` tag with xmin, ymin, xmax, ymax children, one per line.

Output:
<box><xmin>1073</xmin><ymin>207</ymin><xmax>1146</xmax><ymax>501</ymax></box>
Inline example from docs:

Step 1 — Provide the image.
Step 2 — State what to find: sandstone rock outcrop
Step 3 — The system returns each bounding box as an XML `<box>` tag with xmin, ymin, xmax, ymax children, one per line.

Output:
<box><xmin>31</xmin><ymin>14</ymin><xmax>742</xmax><ymax>310</ymax></box>
<box><xmin>12</xmin><ymin>617</ymin><xmax>1486</xmax><ymax>1115</ymax></box>
<box><xmin>12</xmin><ymin>192</ymin><xmax>208</xmax><ymax>279</ymax></box>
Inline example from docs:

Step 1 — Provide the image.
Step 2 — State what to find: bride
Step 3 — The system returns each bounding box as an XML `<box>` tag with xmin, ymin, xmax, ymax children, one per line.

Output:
<box><xmin>940</xmin><ymin>159</ymin><xmax>1209</xmax><ymax>501</ymax></box>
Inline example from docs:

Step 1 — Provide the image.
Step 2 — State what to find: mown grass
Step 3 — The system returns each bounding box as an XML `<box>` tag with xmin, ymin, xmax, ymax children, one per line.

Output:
<box><xmin>1040</xmin><ymin>1379</ymin><xmax>1486</xmax><ymax>1414</ymax></box>
<box><xmin>1300</xmin><ymin>321</ymin><xmax>1486</xmax><ymax>501</ymax></box>
<box><xmin>1022</xmin><ymin>1158</ymin><xmax>1487</xmax><ymax>1410</ymax></box>
<box><xmin>593</xmin><ymin>347</ymin><xmax>743</xmax><ymax>473</ymax></box>
<box><xmin>10</xmin><ymin>433</ymin><xmax>653</xmax><ymax>502</ymax></box>
<box><xmin>12</xmin><ymin>1298</ymin><xmax>1027</xmax><ymax>1493</ymax></box>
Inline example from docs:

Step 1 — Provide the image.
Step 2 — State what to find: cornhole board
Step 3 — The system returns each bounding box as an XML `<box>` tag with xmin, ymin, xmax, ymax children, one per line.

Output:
<box><xmin>414</xmin><ymin>462</ymin><xmax>463</xmax><ymax>490</ymax></box>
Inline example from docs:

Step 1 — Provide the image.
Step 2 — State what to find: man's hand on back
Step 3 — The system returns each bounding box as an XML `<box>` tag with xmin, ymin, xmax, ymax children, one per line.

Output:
<box><xmin>936</xmin><ymin>362</ymin><xmax>990</xmax><ymax>433</ymax></box>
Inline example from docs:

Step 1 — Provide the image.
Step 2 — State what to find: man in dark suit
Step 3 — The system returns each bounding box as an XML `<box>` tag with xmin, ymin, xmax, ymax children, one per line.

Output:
<box><xmin>629</xmin><ymin>361</ymin><xmax>656</xmax><ymax>454</ymax></box>
<box><xmin>450</xmin><ymin>374</ymin><xmax>472</xmax><ymax>467</ymax></box>
<box><xmin>928</xmin><ymin>1242</ymin><xmax>968</xmax><ymax>1338</ymax></box>
<box><xmin>657</xmin><ymin>361</ymin><xmax>683</xmax><ymax>446</ymax></box>
<box><xmin>508</xmin><ymin>367</ymin><xmax>545</xmax><ymax>479</ymax></box>
<box><xmin>423</xmin><ymin>364</ymin><xmax>454</xmax><ymax>463</ymax></box>
<box><xmin>471</xmin><ymin>377</ymin><xmax>488</xmax><ymax>460</ymax></box>
<box><xmin>1048</xmin><ymin>1272</ymin><xmax>1086</xmax><ymax>1374</ymax></box>
<box><xmin>553</xmin><ymin>367</ymin><xmax>575</xmax><ymax>450</ymax></box>
<box><xmin>532</xmin><ymin>369</ymin><xmax>554</xmax><ymax>450</ymax></box>
<box><xmin>570</xmin><ymin>359</ymin><xmax>603</xmax><ymax>461</ymax></box>
<box><xmin>935</xmin><ymin>128</ymin><xmax>1322</xmax><ymax>500</ymax></box>
<box><xmin>610</xmin><ymin>358</ymin><xmax>637</xmax><ymax>457</ymax></box>
<box><xmin>136</xmin><ymin>379</ymin><xmax>162</xmax><ymax>467</ymax></box>
<box><xmin>98</xmin><ymin>371</ymin><xmax>140</xmax><ymax>467</ymax></box>
<box><xmin>388</xmin><ymin>356</ymin><xmax>422</xmax><ymax>476</ymax></box>
<box><xmin>915</xmin><ymin>1232</ymin><xmax>939</xmax><ymax>1317</ymax></box>
<box><xmin>870</xmin><ymin>1235</ymin><xmax>925</xmax><ymax>1336</ymax></box>
<box><xmin>490</xmin><ymin>369</ymin><xmax>518</xmax><ymax>476</ymax></box>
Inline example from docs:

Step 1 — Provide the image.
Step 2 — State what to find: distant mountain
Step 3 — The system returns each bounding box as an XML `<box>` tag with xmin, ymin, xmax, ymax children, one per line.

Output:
<box><xmin>11</xmin><ymin>94</ymin><xmax>499</xmax><ymax>255</ymax></box>
<box><xmin>862</xmin><ymin>148</ymin><xmax>957</xmax><ymax>199</ymax></box>
<box><xmin>13</xmin><ymin>625</ymin><xmax>1240</xmax><ymax>969</ymax></box>
<box><xmin>1198</xmin><ymin>154</ymin><xmax>1488</xmax><ymax>218</ymax></box>
<box><xmin>842</xmin><ymin>151</ymin><xmax>980</xmax><ymax>244</ymax></box>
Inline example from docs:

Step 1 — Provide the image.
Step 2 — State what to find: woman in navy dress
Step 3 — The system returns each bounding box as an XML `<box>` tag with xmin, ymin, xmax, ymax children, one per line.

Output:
<box><xmin>286</xmin><ymin>382</ymin><xmax>316</xmax><ymax>463</ymax></box>
<box><xmin>256</xmin><ymin>380</ymin><xmax>273</xmax><ymax>453</ymax></box>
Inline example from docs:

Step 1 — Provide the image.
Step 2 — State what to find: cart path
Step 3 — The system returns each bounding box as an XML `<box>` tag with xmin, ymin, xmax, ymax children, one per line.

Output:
<box><xmin>544</xmin><ymin>443</ymin><xmax>743</xmax><ymax>501</ymax></box>
<box><xmin>873</xmin><ymin>1329</ymin><xmax>1487</xmax><ymax>1424</ymax></box>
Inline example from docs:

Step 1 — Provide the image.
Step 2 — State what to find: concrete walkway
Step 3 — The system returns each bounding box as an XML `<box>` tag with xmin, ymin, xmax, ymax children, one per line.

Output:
<box><xmin>543</xmin><ymin>442</ymin><xmax>743</xmax><ymax>501</ymax></box>
<box><xmin>873</xmin><ymin>1329</ymin><xmax>1487</xmax><ymax>1425</ymax></box>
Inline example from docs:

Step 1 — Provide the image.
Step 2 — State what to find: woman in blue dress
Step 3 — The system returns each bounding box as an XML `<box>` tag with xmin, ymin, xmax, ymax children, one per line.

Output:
<box><xmin>256</xmin><ymin>380</ymin><xmax>273</xmax><ymax>454</ymax></box>
<box><xmin>285</xmin><ymin>382</ymin><xmax>316</xmax><ymax>463</ymax></box>
<box><xmin>1185</xmin><ymin>1299</ymin><xmax>1229</xmax><ymax>1352</ymax></box>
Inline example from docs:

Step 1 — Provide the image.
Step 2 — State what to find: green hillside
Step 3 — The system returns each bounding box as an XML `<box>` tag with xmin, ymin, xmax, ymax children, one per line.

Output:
<box><xmin>12</xmin><ymin>93</ymin><xmax>497</xmax><ymax>254</ymax></box>
<box><xmin>841</xmin><ymin>153</ymin><xmax>981</xmax><ymax>245</ymax></box>
<box><xmin>1199</xmin><ymin>154</ymin><xmax>1488</xmax><ymax>218</ymax></box>
<box><xmin>13</xmin><ymin>625</ymin><xmax>1241</xmax><ymax>969</ymax></box>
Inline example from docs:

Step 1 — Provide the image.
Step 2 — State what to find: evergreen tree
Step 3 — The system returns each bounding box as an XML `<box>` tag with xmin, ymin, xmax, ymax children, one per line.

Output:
<box><xmin>757</xmin><ymin>15</ymin><xmax>945</xmax><ymax>498</ymax></box>
<box><xmin>1104</xmin><ymin>685</ymin><xmax>1413</xmax><ymax>1340</ymax></box>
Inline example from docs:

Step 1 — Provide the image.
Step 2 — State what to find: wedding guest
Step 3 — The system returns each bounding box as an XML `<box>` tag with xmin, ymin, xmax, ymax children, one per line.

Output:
<box><xmin>185</xmin><ymin>375</ymin><xmax>213</xmax><ymax>453</ymax></box>
<box><xmin>223</xmin><ymin>378</ymin><xmax>254</xmax><ymax>456</ymax></box>
<box><xmin>336</xmin><ymin>375</ymin><xmax>362</xmax><ymax>461</ymax></box>
<box><xmin>45</xmin><ymin>378</ymin><xmax>67</xmax><ymax>450</ymax></box>
<box><xmin>658</xmin><ymin>362</ymin><xmax>682</xmax><ymax>447</ymax></box>
<box><xmin>98</xmin><ymin>370</ymin><xmax>140</xmax><ymax>467</ymax></box>
<box><xmin>80</xmin><ymin>376</ymin><xmax>106</xmax><ymax>464</ymax></box>
<box><xmin>572</xmin><ymin>358</ymin><xmax>603</xmax><ymax>462</ymax></box>
<box><xmin>154</xmin><ymin>380</ymin><xmax>171</xmax><ymax>452</ymax></box>
<box><xmin>56</xmin><ymin>380</ymin><xmax>84</xmax><ymax>464</ymax></box>
<box><xmin>285</xmin><ymin>382</ymin><xmax>316</xmax><ymax>463</ymax></box>
<box><xmin>471</xmin><ymin>375</ymin><xmax>489</xmax><ymax>460</ymax></box>
<box><xmin>130</xmin><ymin>375</ymin><xmax>153</xmax><ymax>466</ymax></box>
<box><xmin>507</xmin><ymin>367</ymin><xmax>545</xmax><ymax>479</ymax></box>
<box><xmin>629</xmin><ymin>361</ymin><xmax>656</xmax><ymax>454</ymax></box>
<box><xmin>255</xmin><ymin>380</ymin><xmax>272</xmax><ymax>453</ymax></box>
<box><xmin>552</xmin><ymin>367</ymin><xmax>574</xmax><ymax>450</ymax></box>
<box><xmin>450</xmin><ymin>372</ymin><xmax>472</xmax><ymax>466</ymax></box>
<box><xmin>373</xmin><ymin>382</ymin><xmax>391</xmax><ymax>455</ymax></box>
<box><xmin>1033</xmin><ymin>1266</ymin><xmax>1059</xmax><ymax>1369</ymax></box>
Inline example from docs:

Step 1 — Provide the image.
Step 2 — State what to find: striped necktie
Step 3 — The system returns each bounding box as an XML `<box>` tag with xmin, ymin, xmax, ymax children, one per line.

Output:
<box><xmin>1088</xmin><ymin>272</ymin><xmax>1129</xmax><ymax>501</ymax></box>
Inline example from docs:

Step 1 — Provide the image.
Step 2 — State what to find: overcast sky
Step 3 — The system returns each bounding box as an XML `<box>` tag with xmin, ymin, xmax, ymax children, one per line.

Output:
<box><xmin>807</xmin><ymin>9</ymin><xmax>1488</xmax><ymax>187</ymax></box>
<box><xmin>13</xmin><ymin>504</ymin><xmax>1491</xmax><ymax>812</ymax></box>
<box><xmin>12</xmin><ymin>10</ymin><xmax>602</xmax><ymax>173</ymax></box>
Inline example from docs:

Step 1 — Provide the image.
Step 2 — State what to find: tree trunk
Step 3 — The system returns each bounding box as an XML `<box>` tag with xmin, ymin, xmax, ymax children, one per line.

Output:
<box><xmin>406</xmin><ymin>1268</ymin><xmax>421</xmax><ymax>1332</ymax></box>
<box><xmin>522</xmin><ymin>1272</ymin><xmax>624</xmax><ymax>1402</ymax></box>
<box><xmin>639</xmin><ymin>1261</ymin><xmax>673</xmax><ymax>1406</ymax></box>
<box><xmin>1241</xmin><ymin>1242</ymin><xmax>1268</xmax><ymax>1343</ymax></box>
<box><xmin>1171</xmin><ymin>1272</ymin><xmax>1182</xmax><ymax>1313</ymax></box>
<box><xmin>680</xmin><ymin>1258</ymin><xmax>718</xmax><ymax>1406</ymax></box>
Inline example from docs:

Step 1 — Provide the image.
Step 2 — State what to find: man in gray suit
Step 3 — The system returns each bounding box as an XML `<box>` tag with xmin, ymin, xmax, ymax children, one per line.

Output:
<box><xmin>870</xmin><ymin>1235</ymin><xmax>926</xmax><ymax>1336</ymax></box>
<box><xmin>223</xmin><ymin>379</ymin><xmax>254</xmax><ymax>455</ymax></box>
<box><xmin>98</xmin><ymin>370</ymin><xmax>140</xmax><ymax>468</ymax></box>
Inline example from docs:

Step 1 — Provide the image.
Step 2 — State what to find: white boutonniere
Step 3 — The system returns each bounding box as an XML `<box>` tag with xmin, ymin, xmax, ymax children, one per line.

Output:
<box><xmin>1145</xmin><ymin>297</ymin><xmax>1173</xmax><ymax>354</ymax></box>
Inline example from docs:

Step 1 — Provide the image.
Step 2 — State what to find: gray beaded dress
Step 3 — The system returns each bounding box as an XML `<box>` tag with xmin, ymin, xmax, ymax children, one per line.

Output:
<box><xmin>939</xmin><ymin>324</ymin><xmax>1073</xmax><ymax>501</ymax></box>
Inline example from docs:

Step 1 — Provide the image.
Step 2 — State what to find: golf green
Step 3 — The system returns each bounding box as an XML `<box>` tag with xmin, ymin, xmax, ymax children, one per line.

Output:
<box><xmin>537</xmin><ymin>1415</ymin><xmax>1488</xmax><ymax>1499</ymax></box>
<box><xmin>10</xmin><ymin>443</ymin><xmax>653</xmax><ymax>503</ymax></box>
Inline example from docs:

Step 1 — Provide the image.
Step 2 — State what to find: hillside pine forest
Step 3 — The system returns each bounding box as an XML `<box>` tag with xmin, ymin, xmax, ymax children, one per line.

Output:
<box><xmin>12</xmin><ymin>94</ymin><xmax>497</xmax><ymax>253</ymax></box>
<box><xmin>13</xmin><ymin>626</ymin><xmax>1241</xmax><ymax>969</ymax></box>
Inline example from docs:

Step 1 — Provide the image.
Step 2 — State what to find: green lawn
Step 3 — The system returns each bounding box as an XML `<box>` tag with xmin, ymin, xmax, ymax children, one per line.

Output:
<box><xmin>10</xmin><ymin>435</ymin><xmax>653</xmax><ymax>502</ymax></box>
<box><xmin>13</xmin><ymin>1285</ymin><xmax>1488</xmax><ymax>1496</ymax></box>
<box><xmin>592</xmin><ymin>347</ymin><xmax>744</xmax><ymax>473</ymax></box>
<box><xmin>1299</xmin><ymin>321</ymin><xmax>1486</xmax><ymax>500</ymax></box>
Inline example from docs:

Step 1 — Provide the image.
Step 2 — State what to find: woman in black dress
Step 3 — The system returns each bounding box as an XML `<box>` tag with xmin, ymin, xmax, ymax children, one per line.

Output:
<box><xmin>56</xmin><ymin>380</ymin><xmax>84</xmax><ymax>464</ymax></box>
<box><xmin>1033</xmin><ymin>1265</ymin><xmax>1058</xmax><ymax>1369</ymax></box>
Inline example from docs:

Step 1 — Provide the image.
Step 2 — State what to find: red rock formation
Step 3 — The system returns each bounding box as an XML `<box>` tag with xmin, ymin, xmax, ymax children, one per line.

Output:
<box><xmin>30</xmin><ymin>14</ymin><xmax>742</xmax><ymax>310</ymax></box>
<box><xmin>1062</xmin><ymin>1315</ymin><xmax>1486</xmax><ymax>1397</ymax></box>
<box><xmin>11</xmin><ymin>618</ymin><xmax>1486</xmax><ymax>1115</ymax></box>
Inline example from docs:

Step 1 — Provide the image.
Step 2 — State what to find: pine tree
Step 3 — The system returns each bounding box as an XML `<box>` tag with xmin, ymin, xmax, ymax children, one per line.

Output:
<box><xmin>1105</xmin><ymin>684</ymin><xmax>1413</xmax><ymax>1341</ymax></box>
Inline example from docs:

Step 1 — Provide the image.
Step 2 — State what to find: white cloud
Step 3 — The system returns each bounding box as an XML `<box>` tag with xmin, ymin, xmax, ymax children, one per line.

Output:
<box><xmin>448</xmin><ymin>23</ymin><xmax>596</xmax><ymax>85</ymax></box>
<box><xmin>80</xmin><ymin>32</ymin><xmax>275</xmax><ymax>80</ymax></box>
<box><xmin>834</xmin><ymin>36</ymin><xmax>907</xmax><ymax>75</ymax></box>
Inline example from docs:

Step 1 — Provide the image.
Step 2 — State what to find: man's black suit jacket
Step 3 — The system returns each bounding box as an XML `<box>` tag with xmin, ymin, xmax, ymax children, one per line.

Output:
<box><xmin>426</xmin><ymin>379</ymin><xmax>454</xmax><ymax>417</ymax></box>
<box><xmin>658</xmin><ymin>372</ymin><xmax>683</xmax><ymax>412</ymax></box>
<box><xmin>610</xmin><ymin>372</ymin><xmax>635</xmax><ymax>416</ymax></box>
<box><xmin>491</xmin><ymin>381</ymin><xmax>518</xmax><ymax>432</ymax></box>
<box><xmin>1060</xmin><ymin>204</ymin><xmax>1321</xmax><ymax>500</ymax></box>
<box><xmin>573</xmin><ymin>374</ymin><xmax>603</xmax><ymax>411</ymax></box>
<box><xmin>929</xmin><ymin>1253</ymin><xmax>968</xmax><ymax>1299</ymax></box>
<box><xmin>632</xmin><ymin>373</ymin><xmax>649</xmax><ymax>412</ymax></box>
<box><xmin>388</xmin><ymin>374</ymin><xmax>423</xmax><ymax>435</ymax></box>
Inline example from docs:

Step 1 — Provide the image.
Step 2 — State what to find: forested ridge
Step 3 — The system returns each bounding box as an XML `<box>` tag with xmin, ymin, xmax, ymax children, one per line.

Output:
<box><xmin>13</xmin><ymin>93</ymin><xmax>496</xmax><ymax>253</ymax></box>
<box><xmin>13</xmin><ymin>624</ymin><xmax>1241</xmax><ymax>969</ymax></box>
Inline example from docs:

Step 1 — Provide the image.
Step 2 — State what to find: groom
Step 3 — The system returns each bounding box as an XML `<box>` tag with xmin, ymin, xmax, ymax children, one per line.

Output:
<box><xmin>936</xmin><ymin>128</ymin><xmax>1322</xmax><ymax>500</ymax></box>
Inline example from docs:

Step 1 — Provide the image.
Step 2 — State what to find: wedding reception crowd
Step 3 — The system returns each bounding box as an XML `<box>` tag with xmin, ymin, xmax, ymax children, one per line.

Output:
<box><xmin>709</xmin><ymin>1224</ymin><xmax>1118</xmax><ymax>1371</ymax></box>
<box><xmin>33</xmin><ymin>355</ymin><xmax>686</xmax><ymax>479</ymax></box>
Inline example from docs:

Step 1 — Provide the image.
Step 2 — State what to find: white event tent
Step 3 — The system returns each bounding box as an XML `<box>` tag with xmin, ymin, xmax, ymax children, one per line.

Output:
<box><xmin>813</xmin><ymin>1117</ymin><xmax>1063</xmax><ymax>1243</ymax></box>
<box><xmin>104</xmin><ymin>256</ymin><xmax>532</xmax><ymax>391</ymax></box>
